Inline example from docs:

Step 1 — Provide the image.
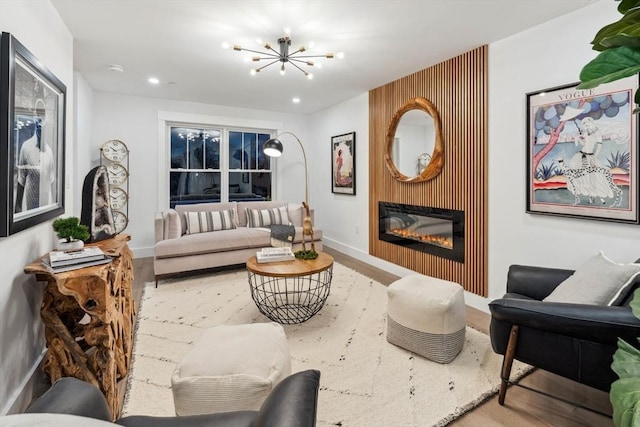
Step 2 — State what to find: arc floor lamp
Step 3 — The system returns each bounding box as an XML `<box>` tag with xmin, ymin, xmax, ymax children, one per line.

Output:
<box><xmin>263</xmin><ymin>132</ymin><xmax>309</xmax><ymax>207</ymax></box>
<box><xmin>263</xmin><ymin>132</ymin><xmax>316</xmax><ymax>253</ymax></box>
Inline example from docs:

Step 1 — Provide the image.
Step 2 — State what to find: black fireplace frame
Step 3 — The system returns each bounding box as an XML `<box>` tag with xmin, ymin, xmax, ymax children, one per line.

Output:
<box><xmin>378</xmin><ymin>201</ymin><xmax>465</xmax><ymax>263</ymax></box>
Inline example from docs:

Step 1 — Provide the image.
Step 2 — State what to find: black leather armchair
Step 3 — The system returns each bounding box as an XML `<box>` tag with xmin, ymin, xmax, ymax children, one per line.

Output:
<box><xmin>20</xmin><ymin>370</ymin><xmax>320</xmax><ymax>427</ymax></box>
<box><xmin>489</xmin><ymin>262</ymin><xmax>640</xmax><ymax>405</ymax></box>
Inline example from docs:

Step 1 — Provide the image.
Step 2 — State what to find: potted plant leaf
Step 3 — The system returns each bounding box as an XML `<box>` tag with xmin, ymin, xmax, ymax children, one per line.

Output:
<box><xmin>610</xmin><ymin>289</ymin><xmax>640</xmax><ymax>426</ymax></box>
<box><xmin>578</xmin><ymin>2</ymin><xmax>640</xmax><ymax>425</ymax></box>
<box><xmin>52</xmin><ymin>217</ymin><xmax>90</xmax><ymax>251</ymax></box>
<box><xmin>578</xmin><ymin>0</ymin><xmax>640</xmax><ymax>112</ymax></box>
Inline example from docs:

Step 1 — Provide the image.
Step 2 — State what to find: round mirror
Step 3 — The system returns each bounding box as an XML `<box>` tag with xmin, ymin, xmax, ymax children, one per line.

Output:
<box><xmin>385</xmin><ymin>97</ymin><xmax>444</xmax><ymax>182</ymax></box>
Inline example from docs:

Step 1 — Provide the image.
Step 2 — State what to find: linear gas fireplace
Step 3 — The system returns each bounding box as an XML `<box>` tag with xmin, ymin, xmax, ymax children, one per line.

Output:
<box><xmin>378</xmin><ymin>202</ymin><xmax>465</xmax><ymax>263</ymax></box>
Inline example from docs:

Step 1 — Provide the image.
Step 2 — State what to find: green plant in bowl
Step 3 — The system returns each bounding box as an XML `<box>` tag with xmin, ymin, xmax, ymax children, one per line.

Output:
<box><xmin>52</xmin><ymin>217</ymin><xmax>90</xmax><ymax>243</ymax></box>
<box><xmin>294</xmin><ymin>250</ymin><xmax>318</xmax><ymax>260</ymax></box>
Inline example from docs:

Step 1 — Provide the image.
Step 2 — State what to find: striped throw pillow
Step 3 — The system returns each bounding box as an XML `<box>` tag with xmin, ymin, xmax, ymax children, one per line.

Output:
<box><xmin>246</xmin><ymin>206</ymin><xmax>290</xmax><ymax>228</ymax></box>
<box><xmin>185</xmin><ymin>210</ymin><xmax>237</xmax><ymax>234</ymax></box>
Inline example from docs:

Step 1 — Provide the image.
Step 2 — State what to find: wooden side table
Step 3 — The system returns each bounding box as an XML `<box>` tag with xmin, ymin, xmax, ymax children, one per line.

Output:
<box><xmin>246</xmin><ymin>252</ymin><xmax>334</xmax><ymax>324</ymax></box>
<box><xmin>24</xmin><ymin>234</ymin><xmax>135</xmax><ymax>420</ymax></box>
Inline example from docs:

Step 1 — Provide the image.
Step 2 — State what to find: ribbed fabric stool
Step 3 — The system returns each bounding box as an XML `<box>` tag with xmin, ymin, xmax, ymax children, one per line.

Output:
<box><xmin>171</xmin><ymin>322</ymin><xmax>291</xmax><ymax>415</ymax></box>
<box><xmin>387</xmin><ymin>274</ymin><xmax>466</xmax><ymax>363</ymax></box>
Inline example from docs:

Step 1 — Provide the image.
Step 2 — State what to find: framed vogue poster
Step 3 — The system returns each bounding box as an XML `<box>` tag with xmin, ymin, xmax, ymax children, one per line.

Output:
<box><xmin>0</xmin><ymin>32</ymin><xmax>66</xmax><ymax>236</ymax></box>
<box><xmin>526</xmin><ymin>76</ymin><xmax>639</xmax><ymax>224</ymax></box>
<box><xmin>331</xmin><ymin>132</ymin><xmax>356</xmax><ymax>195</ymax></box>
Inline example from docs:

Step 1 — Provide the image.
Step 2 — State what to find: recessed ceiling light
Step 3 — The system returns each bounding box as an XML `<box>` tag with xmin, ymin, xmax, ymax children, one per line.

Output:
<box><xmin>292</xmin><ymin>97</ymin><xmax>300</xmax><ymax>103</ymax></box>
<box><xmin>148</xmin><ymin>77</ymin><xmax>160</xmax><ymax>85</ymax></box>
<box><xmin>108</xmin><ymin>64</ymin><xmax>124</xmax><ymax>72</ymax></box>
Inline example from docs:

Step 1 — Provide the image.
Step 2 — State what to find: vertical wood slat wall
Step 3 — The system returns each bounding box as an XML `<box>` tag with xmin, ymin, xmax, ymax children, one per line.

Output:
<box><xmin>368</xmin><ymin>46</ymin><xmax>488</xmax><ymax>296</ymax></box>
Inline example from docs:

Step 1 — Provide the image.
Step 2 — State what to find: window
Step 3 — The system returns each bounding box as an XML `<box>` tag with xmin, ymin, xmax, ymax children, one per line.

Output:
<box><xmin>169</xmin><ymin>125</ymin><xmax>272</xmax><ymax>207</ymax></box>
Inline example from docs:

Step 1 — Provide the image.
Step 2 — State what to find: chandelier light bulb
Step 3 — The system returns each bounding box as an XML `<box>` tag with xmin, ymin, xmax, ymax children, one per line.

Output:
<box><xmin>221</xmin><ymin>42</ymin><xmax>230</xmax><ymax>50</ymax></box>
<box><xmin>250</xmin><ymin>69</ymin><xmax>257</xmax><ymax>76</ymax></box>
<box><xmin>280</xmin><ymin>64</ymin><xmax>286</xmax><ymax>76</ymax></box>
<box><xmin>336</xmin><ymin>52</ymin><xmax>345</xmax><ymax>59</ymax></box>
<box><xmin>306</xmin><ymin>73</ymin><xmax>314</xmax><ymax>80</ymax></box>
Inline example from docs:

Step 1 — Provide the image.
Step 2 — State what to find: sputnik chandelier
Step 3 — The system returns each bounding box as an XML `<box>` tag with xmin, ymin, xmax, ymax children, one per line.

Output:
<box><xmin>231</xmin><ymin>31</ymin><xmax>340</xmax><ymax>79</ymax></box>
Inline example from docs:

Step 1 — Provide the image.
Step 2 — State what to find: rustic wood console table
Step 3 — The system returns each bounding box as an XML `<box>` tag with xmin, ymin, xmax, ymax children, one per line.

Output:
<box><xmin>24</xmin><ymin>234</ymin><xmax>135</xmax><ymax>419</ymax></box>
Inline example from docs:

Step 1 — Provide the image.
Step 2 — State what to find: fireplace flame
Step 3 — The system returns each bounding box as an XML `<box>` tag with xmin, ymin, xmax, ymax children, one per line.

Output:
<box><xmin>390</xmin><ymin>228</ymin><xmax>453</xmax><ymax>249</ymax></box>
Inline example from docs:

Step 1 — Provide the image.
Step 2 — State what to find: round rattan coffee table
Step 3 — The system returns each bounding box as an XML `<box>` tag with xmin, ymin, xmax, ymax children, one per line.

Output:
<box><xmin>246</xmin><ymin>252</ymin><xmax>334</xmax><ymax>324</ymax></box>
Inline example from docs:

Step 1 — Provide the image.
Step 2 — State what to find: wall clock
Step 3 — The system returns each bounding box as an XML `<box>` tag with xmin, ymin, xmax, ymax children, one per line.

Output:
<box><xmin>101</xmin><ymin>139</ymin><xmax>130</xmax><ymax>233</ymax></box>
<box><xmin>112</xmin><ymin>210</ymin><xmax>129</xmax><ymax>233</ymax></box>
<box><xmin>109</xmin><ymin>187</ymin><xmax>128</xmax><ymax>210</ymax></box>
<box><xmin>106</xmin><ymin>163</ymin><xmax>128</xmax><ymax>186</ymax></box>
<box><xmin>101</xmin><ymin>139</ymin><xmax>129</xmax><ymax>162</ymax></box>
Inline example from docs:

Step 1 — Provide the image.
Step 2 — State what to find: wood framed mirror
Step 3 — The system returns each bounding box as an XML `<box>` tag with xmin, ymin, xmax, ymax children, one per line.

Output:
<box><xmin>385</xmin><ymin>97</ymin><xmax>444</xmax><ymax>182</ymax></box>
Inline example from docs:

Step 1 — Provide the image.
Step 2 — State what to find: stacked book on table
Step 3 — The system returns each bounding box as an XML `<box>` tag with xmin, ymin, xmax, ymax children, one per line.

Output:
<box><xmin>256</xmin><ymin>247</ymin><xmax>295</xmax><ymax>264</ymax></box>
<box><xmin>42</xmin><ymin>246</ymin><xmax>113</xmax><ymax>273</ymax></box>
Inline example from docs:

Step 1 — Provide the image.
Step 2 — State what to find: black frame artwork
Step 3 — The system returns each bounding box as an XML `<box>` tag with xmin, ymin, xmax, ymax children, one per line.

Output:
<box><xmin>0</xmin><ymin>32</ymin><xmax>66</xmax><ymax>236</ymax></box>
<box><xmin>331</xmin><ymin>131</ymin><xmax>356</xmax><ymax>195</ymax></box>
<box><xmin>526</xmin><ymin>77</ymin><xmax>639</xmax><ymax>224</ymax></box>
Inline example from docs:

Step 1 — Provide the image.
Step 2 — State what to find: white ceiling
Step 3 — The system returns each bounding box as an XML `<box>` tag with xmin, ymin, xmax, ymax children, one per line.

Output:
<box><xmin>51</xmin><ymin>0</ymin><xmax>597</xmax><ymax>115</ymax></box>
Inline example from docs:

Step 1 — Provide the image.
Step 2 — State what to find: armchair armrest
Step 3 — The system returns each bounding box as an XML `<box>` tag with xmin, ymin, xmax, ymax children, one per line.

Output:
<box><xmin>506</xmin><ymin>265</ymin><xmax>574</xmax><ymax>300</ymax></box>
<box><xmin>26</xmin><ymin>377</ymin><xmax>111</xmax><ymax>421</ymax></box>
<box><xmin>489</xmin><ymin>298</ymin><xmax>640</xmax><ymax>346</ymax></box>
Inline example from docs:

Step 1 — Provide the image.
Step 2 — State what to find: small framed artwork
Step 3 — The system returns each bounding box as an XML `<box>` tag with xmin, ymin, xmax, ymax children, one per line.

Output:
<box><xmin>0</xmin><ymin>32</ymin><xmax>66</xmax><ymax>236</ymax></box>
<box><xmin>526</xmin><ymin>76</ymin><xmax>639</xmax><ymax>224</ymax></box>
<box><xmin>331</xmin><ymin>131</ymin><xmax>356</xmax><ymax>195</ymax></box>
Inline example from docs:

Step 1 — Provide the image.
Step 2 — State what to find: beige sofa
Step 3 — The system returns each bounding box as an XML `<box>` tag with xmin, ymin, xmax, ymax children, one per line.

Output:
<box><xmin>154</xmin><ymin>200</ymin><xmax>323</xmax><ymax>282</ymax></box>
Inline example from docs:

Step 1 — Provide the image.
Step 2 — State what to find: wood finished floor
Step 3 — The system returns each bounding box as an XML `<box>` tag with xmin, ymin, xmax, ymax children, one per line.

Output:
<box><xmin>133</xmin><ymin>247</ymin><xmax>613</xmax><ymax>426</ymax></box>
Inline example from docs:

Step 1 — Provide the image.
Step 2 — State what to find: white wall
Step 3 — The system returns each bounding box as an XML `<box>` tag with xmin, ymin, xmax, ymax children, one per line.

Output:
<box><xmin>74</xmin><ymin>72</ymin><xmax>94</xmax><ymax>212</ymax></box>
<box><xmin>488</xmin><ymin>0</ymin><xmax>640</xmax><ymax>302</ymax></box>
<box><xmin>0</xmin><ymin>1</ymin><xmax>73</xmax><ymax>414</ymax></box>
<box><xmin>310</xmin><ymin>93</ymin><xmax>371</xmax><ymax>254</ymax></box>
<box><xmin>91</xmin><ymin>92</ymin><xmax>310</xmax><ymax>255</ymax></box>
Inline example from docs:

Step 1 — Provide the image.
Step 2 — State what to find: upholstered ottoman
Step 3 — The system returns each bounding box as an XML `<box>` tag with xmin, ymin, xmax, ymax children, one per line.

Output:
<box><xmin>386</xmin><ymin>274</ymin><xmax>466</xmax><ymax>363</ymax></box>
<box><xmin>171</xmin><ymin>322</ymin><xmax>291</xmax><ymax>415</ymax></box>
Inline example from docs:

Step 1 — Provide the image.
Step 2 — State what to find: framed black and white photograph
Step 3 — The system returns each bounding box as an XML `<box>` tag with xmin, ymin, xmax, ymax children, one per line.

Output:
<box><xmin>0</xmin><ymin>32</ymin><xmax>66</xmax><ymax>236</ymax></box>
<box><xmin>526</xmin><ymin>77</ymin><xmax>639</xmax><ymax>224</ymax></box>
<box><xmin>331</xmin><ymin>131</ymin><xmax>356</xmax><ymax>195</ymax></box>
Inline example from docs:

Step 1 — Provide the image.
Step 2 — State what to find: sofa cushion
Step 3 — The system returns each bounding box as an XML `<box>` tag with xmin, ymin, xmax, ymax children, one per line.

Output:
<box><xmin>176</xmin><ymin>202</ymin><xmax>238</xmax><ymax>235</ymax></box>
<box><xmin>166</xmin><ymin>209</ymin><xmax>182</xmax><ymax>239</ymax></box>
<box><xmin>237</xmin><ymin>201</ymin><xmax>287</xmax><ymax>227</ymax></box>
<box><xmin>543</xmin><ymin>251</ymin><xmax>640</xmax><ymax>306</ymax></box>
<box><xmin>185</xmin><ymin>209</ymin><xmax>237</xmax><ymax>234</ymax></box>
<box><xmin>246</xmin><ymin>206</ymin><xmax>290</xmax><ymax>228</ymax></box>
<box><xmin>155</xmin><ymin>227</ymin><xmax>271</xmax><ymax>259</ymax></box>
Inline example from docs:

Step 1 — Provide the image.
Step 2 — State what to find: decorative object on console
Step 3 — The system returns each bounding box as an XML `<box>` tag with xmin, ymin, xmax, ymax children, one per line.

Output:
<box><xmin>81</xmin><ymin>166</ymin><xmax>116</xmax><ymax>242</ymax></box>
<box><xmin>52</xmin><ymin>216</ymin><xmax>89</xmax><ymax>251</ymax></box>
<box><xmin>101</xmin><ymin>139</ymin><xmax>130</xmax><ymax>232</ymax></box>
<box><xmin>0</xmin><ymin>32</ymin><xmax>66</xmax><ymax>237</ymax></box>
<box><xmin>263</xmin><ymin>132</ymin><xmax>317</xmax><ymax>255</ymax></box>
<box><xmin>229</xmin><ymin>29</ymin><xmax>341</xmax><ymax>79</ymax></box>
<box><xmin>526</xmin><ymin>77</ymin><xmax>638</xmax><ymax>224</ymax></box>
<box><xmin>331</xmin><ymin>131</ymin><xmax>356</xmax><ymax>195</ymax></box>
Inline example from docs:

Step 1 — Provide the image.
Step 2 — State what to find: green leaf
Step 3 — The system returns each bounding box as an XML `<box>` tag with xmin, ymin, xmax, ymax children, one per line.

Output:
<box><xmin>600</xmin><ymin>29</ymin><xmax>640</xmax><ymax>50</ymax></box>
<box><xmin>578</xmin><ymin>46</ymin><xmax>640</xmax><ymax>88</ymax></box>
<box><xmin>619</xmin><ymin>0</ymin><xmax>640</xmax><ymax>15</ymax></box>
<box><xmin>611</xmin><ymin>378</ymin><xmax>640</xmax><ymax>426</ymax></box>
<box><xmin>592</xmin><ymin>10</ymin><xmax>640</xmax><ymax>51</ymax></box>
<box><xmin>631</xmin><ymin>288</ymin><xmax>640</xmax><ymax>319</ymax></box>
<box><xmin>613</xmin><ymin>339</ymin><xmax>640</xmax><ymax>379</ymax></box>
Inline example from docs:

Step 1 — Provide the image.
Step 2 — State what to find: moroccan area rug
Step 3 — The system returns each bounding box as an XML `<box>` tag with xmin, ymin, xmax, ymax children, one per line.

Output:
<box><xmin>122</xmin><ymin>262</ymin><xmax>530</xmax><ymax>426</ymax></box>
